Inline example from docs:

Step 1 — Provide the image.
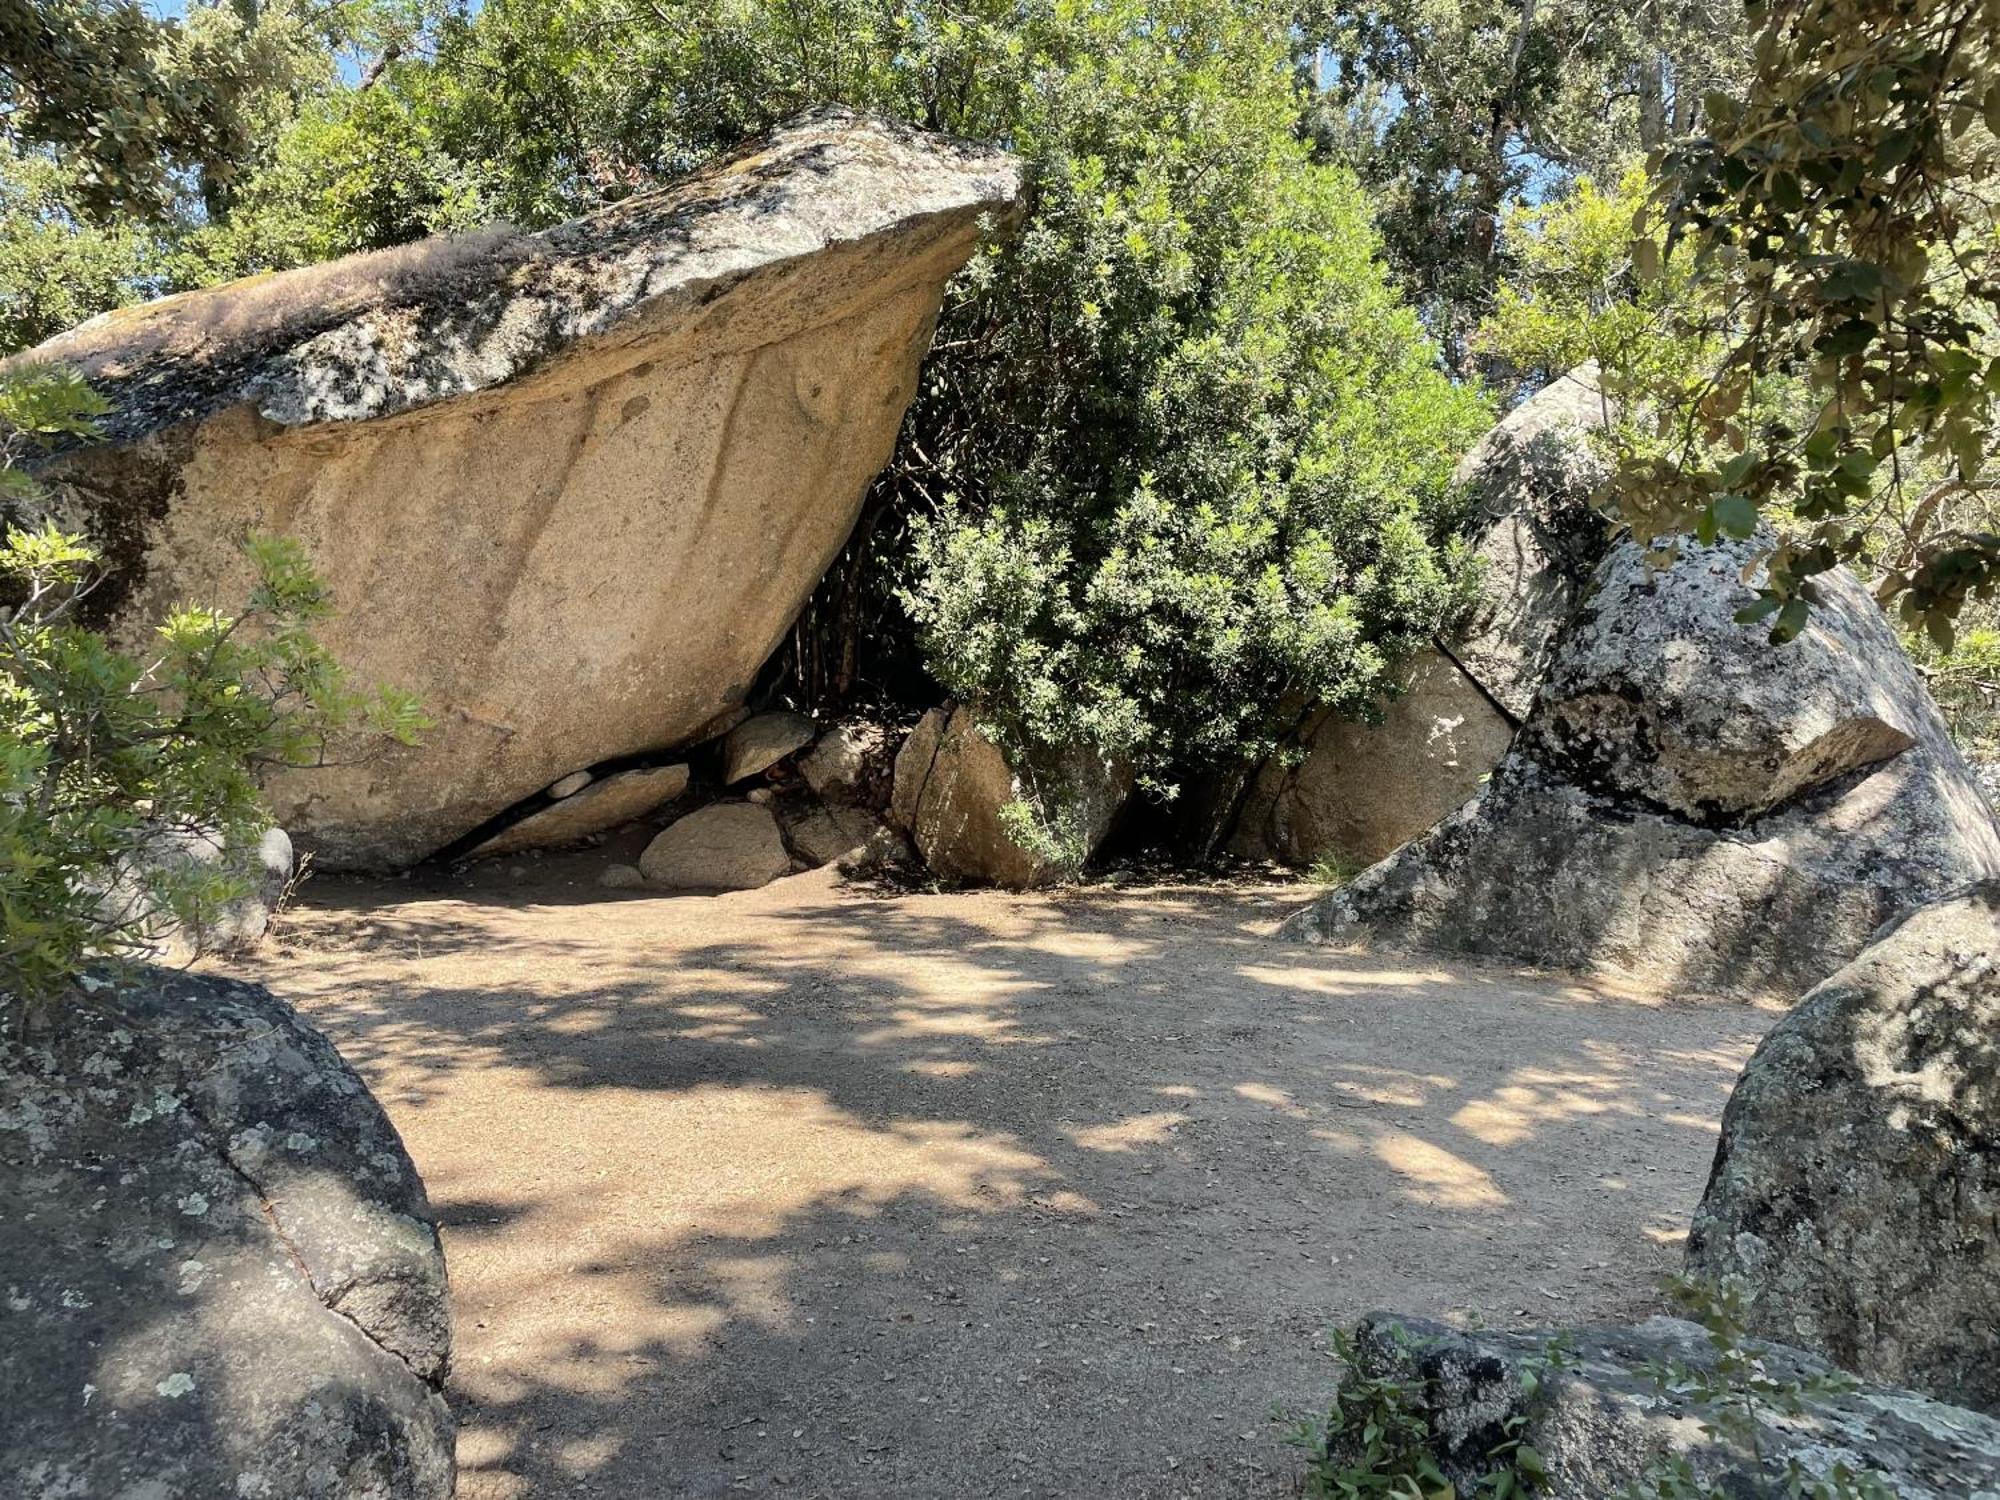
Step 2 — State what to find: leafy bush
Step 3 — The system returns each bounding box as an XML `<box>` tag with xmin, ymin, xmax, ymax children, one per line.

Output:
<box><xmin>0</xmin><ymin>365</ymin><xmax>425</xmax><ymax>1019</ymax></box>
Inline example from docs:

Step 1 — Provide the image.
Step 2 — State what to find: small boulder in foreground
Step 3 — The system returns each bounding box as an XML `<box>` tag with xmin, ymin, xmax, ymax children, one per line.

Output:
<box><xmin>1326</xmin><ymin>1313</ymin><xmax>2000</xmax><ymax>1499</ymax></box>
<box><xmin>1689</xmin><ymin>880</ymin><xmax>2000</xmax><ymax>1415</ymax></box>
<box><xmin>1</xmin><ymin>969</ymin><xmax>453</xmax><ymax>1500</ymax></box>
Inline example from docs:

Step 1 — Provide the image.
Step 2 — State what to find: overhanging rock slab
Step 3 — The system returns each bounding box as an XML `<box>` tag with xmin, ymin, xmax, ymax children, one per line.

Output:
<box><xmin>16</xmin><ymin>109</ymin><xmax>1021</xmax><ymax>868</ymax></box>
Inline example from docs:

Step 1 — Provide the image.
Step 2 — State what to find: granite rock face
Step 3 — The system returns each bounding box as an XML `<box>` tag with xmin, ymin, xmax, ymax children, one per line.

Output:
<box><xmin>1524</xmin><ymin>538</ymin><xmax>1924</xmax><ymax>820</ymax></box>
<box><xmin>1284</xmin><ymin>538</ymin><xmax>2000</xmax><ymax>1001</ymax></box>
<box><xmin>1448</xmin><ymin>362</ymin><xmax>1614</xmax><ymax>718</ymax></box>
<box><xmin>1688</xmin><ymin>882</ymin><xmax>2000</xmax><ymax>1414</ymax></box>
<box><xmin>15</xmin><ymin>109</ymin><xmax>1021</xmax><ymax>868</ymax></box>
<box><xmin>1333</xmin><ymin>1313</ymin><xmax>2000</xmax><ymax>1499</ymax></box>
<box><xmin>0</xmin><ymin>969</ymin><xmax>453</xmax><ymax>1499</ymax></box>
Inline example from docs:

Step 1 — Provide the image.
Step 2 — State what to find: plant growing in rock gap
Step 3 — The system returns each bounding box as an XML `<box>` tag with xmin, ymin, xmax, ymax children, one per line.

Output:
<box><xmin>1623</xmin><ymin>1278</ymin><xmax>1903</xmax><ymax>1500</ymax></box>
<box><xmin>1292</xmin><ymin>1325</ymin><xmax>1558</xmax><ymax>1499</ymax></box>
<box><xmin>0</xmin><ymin>362</ymin><xmax>428</xmax><ymax>1021</ymax></box>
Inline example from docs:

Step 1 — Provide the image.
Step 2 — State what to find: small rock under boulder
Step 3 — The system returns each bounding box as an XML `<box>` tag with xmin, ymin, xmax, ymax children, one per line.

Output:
<box><xmin>783</xmin><ymin>803</ymin><xmax>883</xmax><ymax>867</ymax></box>
<box><xmin>721</xmin><ymin>710</ymin><xmax>816</xmax><ymax>786</ymax></box>
<box><xmin>891</xmin><ymin>705</ymin><xmax>1128</xmax><ymax>888</ymax></box>
<box><xmin>470</xmin><ymin>762</ymin><xmax>690</xmax><ymax>858</ymax></box>
<box><xmin>1330</xmin><ymin>1313</ymin><xmax>2000</xmax><ymax>1498</ymax></box>
<box><xmin>1</xmin><ymin>968</ymin><xmax>453</xmax><ymax>1500</ymax></box>
<box><xmin>640</xmin><ymin>801</ymin><xmax>795</xmax><ymax>890</ymax></box>
<box><xmin>1688</xmin><ymin>881</ymin><xmax>2000</xmax><ymax>1415</ymax></box>
<box><xmin>1284</xmin><ymin>537</ymin><xmax>2000</xmax><ymax>1001</ymax></box>
<box><xmin>798</xmin><ymin>718</ymin><xmax>898</xmax><ymax>809</ymax></box>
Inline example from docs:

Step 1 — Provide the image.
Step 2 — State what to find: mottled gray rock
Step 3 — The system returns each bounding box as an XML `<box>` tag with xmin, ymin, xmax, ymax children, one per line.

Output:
<box><xmin>1229</xmin><ymin>649</ymin><xmax>1513</xmax><ymax>869</ymax></box>
<box><xmin>891</xmin><ymin>705</ymin><xmax>1128</xmax><ymax>888</ymax></box>
<box><xmin>1285</xmin><ymin>539</ymin><xmax>2000</xmax><ymax>1002</ymax></box>
<box><xmin>469</xmin><ymin>763</ymin><xmax>689</xmax><ymax>858</ymax></box>
<box><xmin>1449</xmin><ymin>363</ymin><xmax>1614</xmax><ymax>718</ymax></box>
<box><xmin>15</xmin><ymin>110</ymin><xmax>1021</xmax><ymax>869</ymax></box>
<box><xmin>721</xmin><ymin>710</ymin><xmax>815</xmax><ymax>786</ymax></box>
<box><xmin>1688</xmin><ymin>883</ymin><xmax>2000</xmax><ymax>1413</ymax></box>
<box><xmin>1526</xmin><ymin>537</ymin><xmax>1924</xmax><ymax>820</ymax></box>
<box><xmin>798</xmin><ymin>718</ymin><xmax>897</xmax><ymax>808</ymax></box>
<box><xmin>598</xmin><ymin>862</ymin><xmax>648</xmax><ymax>890</ymax></box>
<box><xmin>784</xmin><ymin>804</ymin><xmax>882</xmax><ymax>867</ymax></box>
<box><xmin>1</xmin><ymin>968</ymin><xmax>452</xmax><ymax>1499</ymax></box>
<box><xmin>834</xmin><ymin>824</ymin><xmax>917</xmax><ymax>878</ymax></box>
<box><xmin>1334</xmin><ymin>1313</ymin><xmax>2000</xmax><ymax>1499</ymax></box>
<box><xmin>639</xmin><ymin>801</ymin><xmax>794</xmax><ymax>890</ymax></box>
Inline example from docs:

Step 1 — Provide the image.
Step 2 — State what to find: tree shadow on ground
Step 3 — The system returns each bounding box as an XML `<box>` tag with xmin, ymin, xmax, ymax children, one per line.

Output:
<box><xmin>241</xmin><ymin>877</ymin><xmax>1772</xmax><ymax>1500</ymax></box>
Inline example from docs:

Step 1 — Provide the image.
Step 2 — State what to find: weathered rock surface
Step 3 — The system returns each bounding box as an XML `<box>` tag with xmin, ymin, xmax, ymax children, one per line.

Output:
<box><xmin>469</xmin><ymin>762</ymin><xmax>689</xmax><ymax>858</ymax></box>
<box><xmin>639</xmin><ymin>801</ymin><xmax>794</xmax><ymax>889</ymax></box>
<box><xmin>1448</xmin><ymin>363</ymin><xmax>1613</xmax><ymax>718</ymax></box>
<box><xmin>798</xmin><ymin>718</ymin><xmax>898</xmax><ymax>808</ymax></box>
<box><xmin>1333</xmin><ymin>1313</ymin><xmax>2000</xmax><ymax>1499</ymax></box>
<box><xmin>17</xmin><ymin>110</ymin><xmax>1021</xmax><ymax>868</ymax></box>
<box><xmin>97</xmin><ymin>823</ymin><xmax>296</xmax><ymax>963</ymax></box>
<box><xmin>721</xmin><ymin>710</ymin><xmax>815</xmax><ymax>786</ymax></box>
<box><xmin>0</xmin><ymin>968</ymin><xmax>453</xmax><ymax>1499</ymax></box>
<box><xmin>892</xmin><ymin>705</ymin><xmax>1128</xmax><ymax>888</ymax></box>
<box><xmin>784</xmin><ymin>803</ymin><xmax>882</xmax><ymax>867</ymax></box>
<box><xmin>1688</xmin><ymin>882</ymin><xmax>2000</xmax><ymax>1413</ymax></box>
<box><xmin>1229</xmin><ymin>649</ymin><xmax>1513</xmax><ymax>869</ymax></box>
<box><xmin>1284</xmin><ymin>538</ymin><xmax>2000</xmax><ymax>1001</ymax></box>
<box><xmin>1525</xmin><ymin>538</ymin><xmax>1924</xmax><ymax>819</ymax></box>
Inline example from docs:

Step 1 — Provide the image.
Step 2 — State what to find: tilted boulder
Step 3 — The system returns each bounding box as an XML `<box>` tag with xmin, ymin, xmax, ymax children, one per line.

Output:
<box><xmin>1</xmin><ymin>969</ymin><xmax>453</xmax><ymax>1499</ymax></box>
<box><xmin>891</xmin><ymin>705</ymin><xmax>1129</xmax><ymax>888</ymax></box>
<box><xmin>1523</xmin><ymin>538</ymin><xmax>1925</xmax><ymax>820</ymax></box>
<box><xmin>15</xmin><ymin>109</ymin><xmax>1021</xmax><ymax>869</ymax></box>
<box><xmin>1283</xmin><ymin>537</ymin><xmax>2000</xmax><ymax>1001</ymax></box>
<box><xmin>1329</xmin><ymin>1313</ymin><xmax>2000</xmax><ymax>1499</ymax></box>
<box><xmin>1447</xmin><ymin>361</ymin><xmax>1614</xmax><ymax>718</ymax></box>
<box><xmin>1688</xmin><ymin>882</ymin><xmax>2000</xmax><ymax>1414</ymax></box>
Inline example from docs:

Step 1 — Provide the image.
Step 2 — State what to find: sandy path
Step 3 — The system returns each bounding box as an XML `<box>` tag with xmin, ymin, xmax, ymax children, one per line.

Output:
<box><xmin>241</xmin><ymin>867</ymin><xmax>1774</xmax><ymax>1500</ymax></box>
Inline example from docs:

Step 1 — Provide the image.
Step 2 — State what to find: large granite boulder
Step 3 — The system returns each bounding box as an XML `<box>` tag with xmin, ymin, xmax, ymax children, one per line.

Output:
<box><xmin>1524</xmin><ymin>538</ymin><xmax>1926</xmax><ymax>819</ymax></box>
<box><xmin>1329</xmin><ymin>1313</ymin><xmax>2000</xmax><ymax>1498</ymax></box>
<box><xmin>1688</xmin><ymin>882</ymin><xmax>2000</xmax><ymax>1414</ymax></box>
<box><xmin>13</xmin><ymin>110</ymin><xmax>1021</xmax><ymax>869</ymax></box>
<box><xmin>1229</xmin><ymin>649</ymin><xmax>1514</xmax><ymax>870</ymax></box>
<box><xmin>1</xmin><ymin>969</ymin><xmax>453</xmax><ymax>1499</ymax></box>
<box><xmin>1283</xmin><ymin>538</ymin><xmax>2000</xmax><ymax>1001</ymax></box>
<box><xmin>891</xmin><ymin>705</ymin><xmax>1129</xmax><ymax>888</ymax></box>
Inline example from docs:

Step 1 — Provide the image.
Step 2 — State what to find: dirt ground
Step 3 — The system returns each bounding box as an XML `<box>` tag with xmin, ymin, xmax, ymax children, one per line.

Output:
<box><xmin>238</xmin><ymin>860</ymin><xmax>1777</xmax><ymax>1500</ymax></box>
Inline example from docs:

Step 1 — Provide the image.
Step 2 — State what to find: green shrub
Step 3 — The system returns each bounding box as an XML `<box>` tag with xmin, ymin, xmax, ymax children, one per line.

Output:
<box><xmin>0</xmin><ymin>364</ymin><xmax>425</xmax><ymax>1020</ymax></box>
